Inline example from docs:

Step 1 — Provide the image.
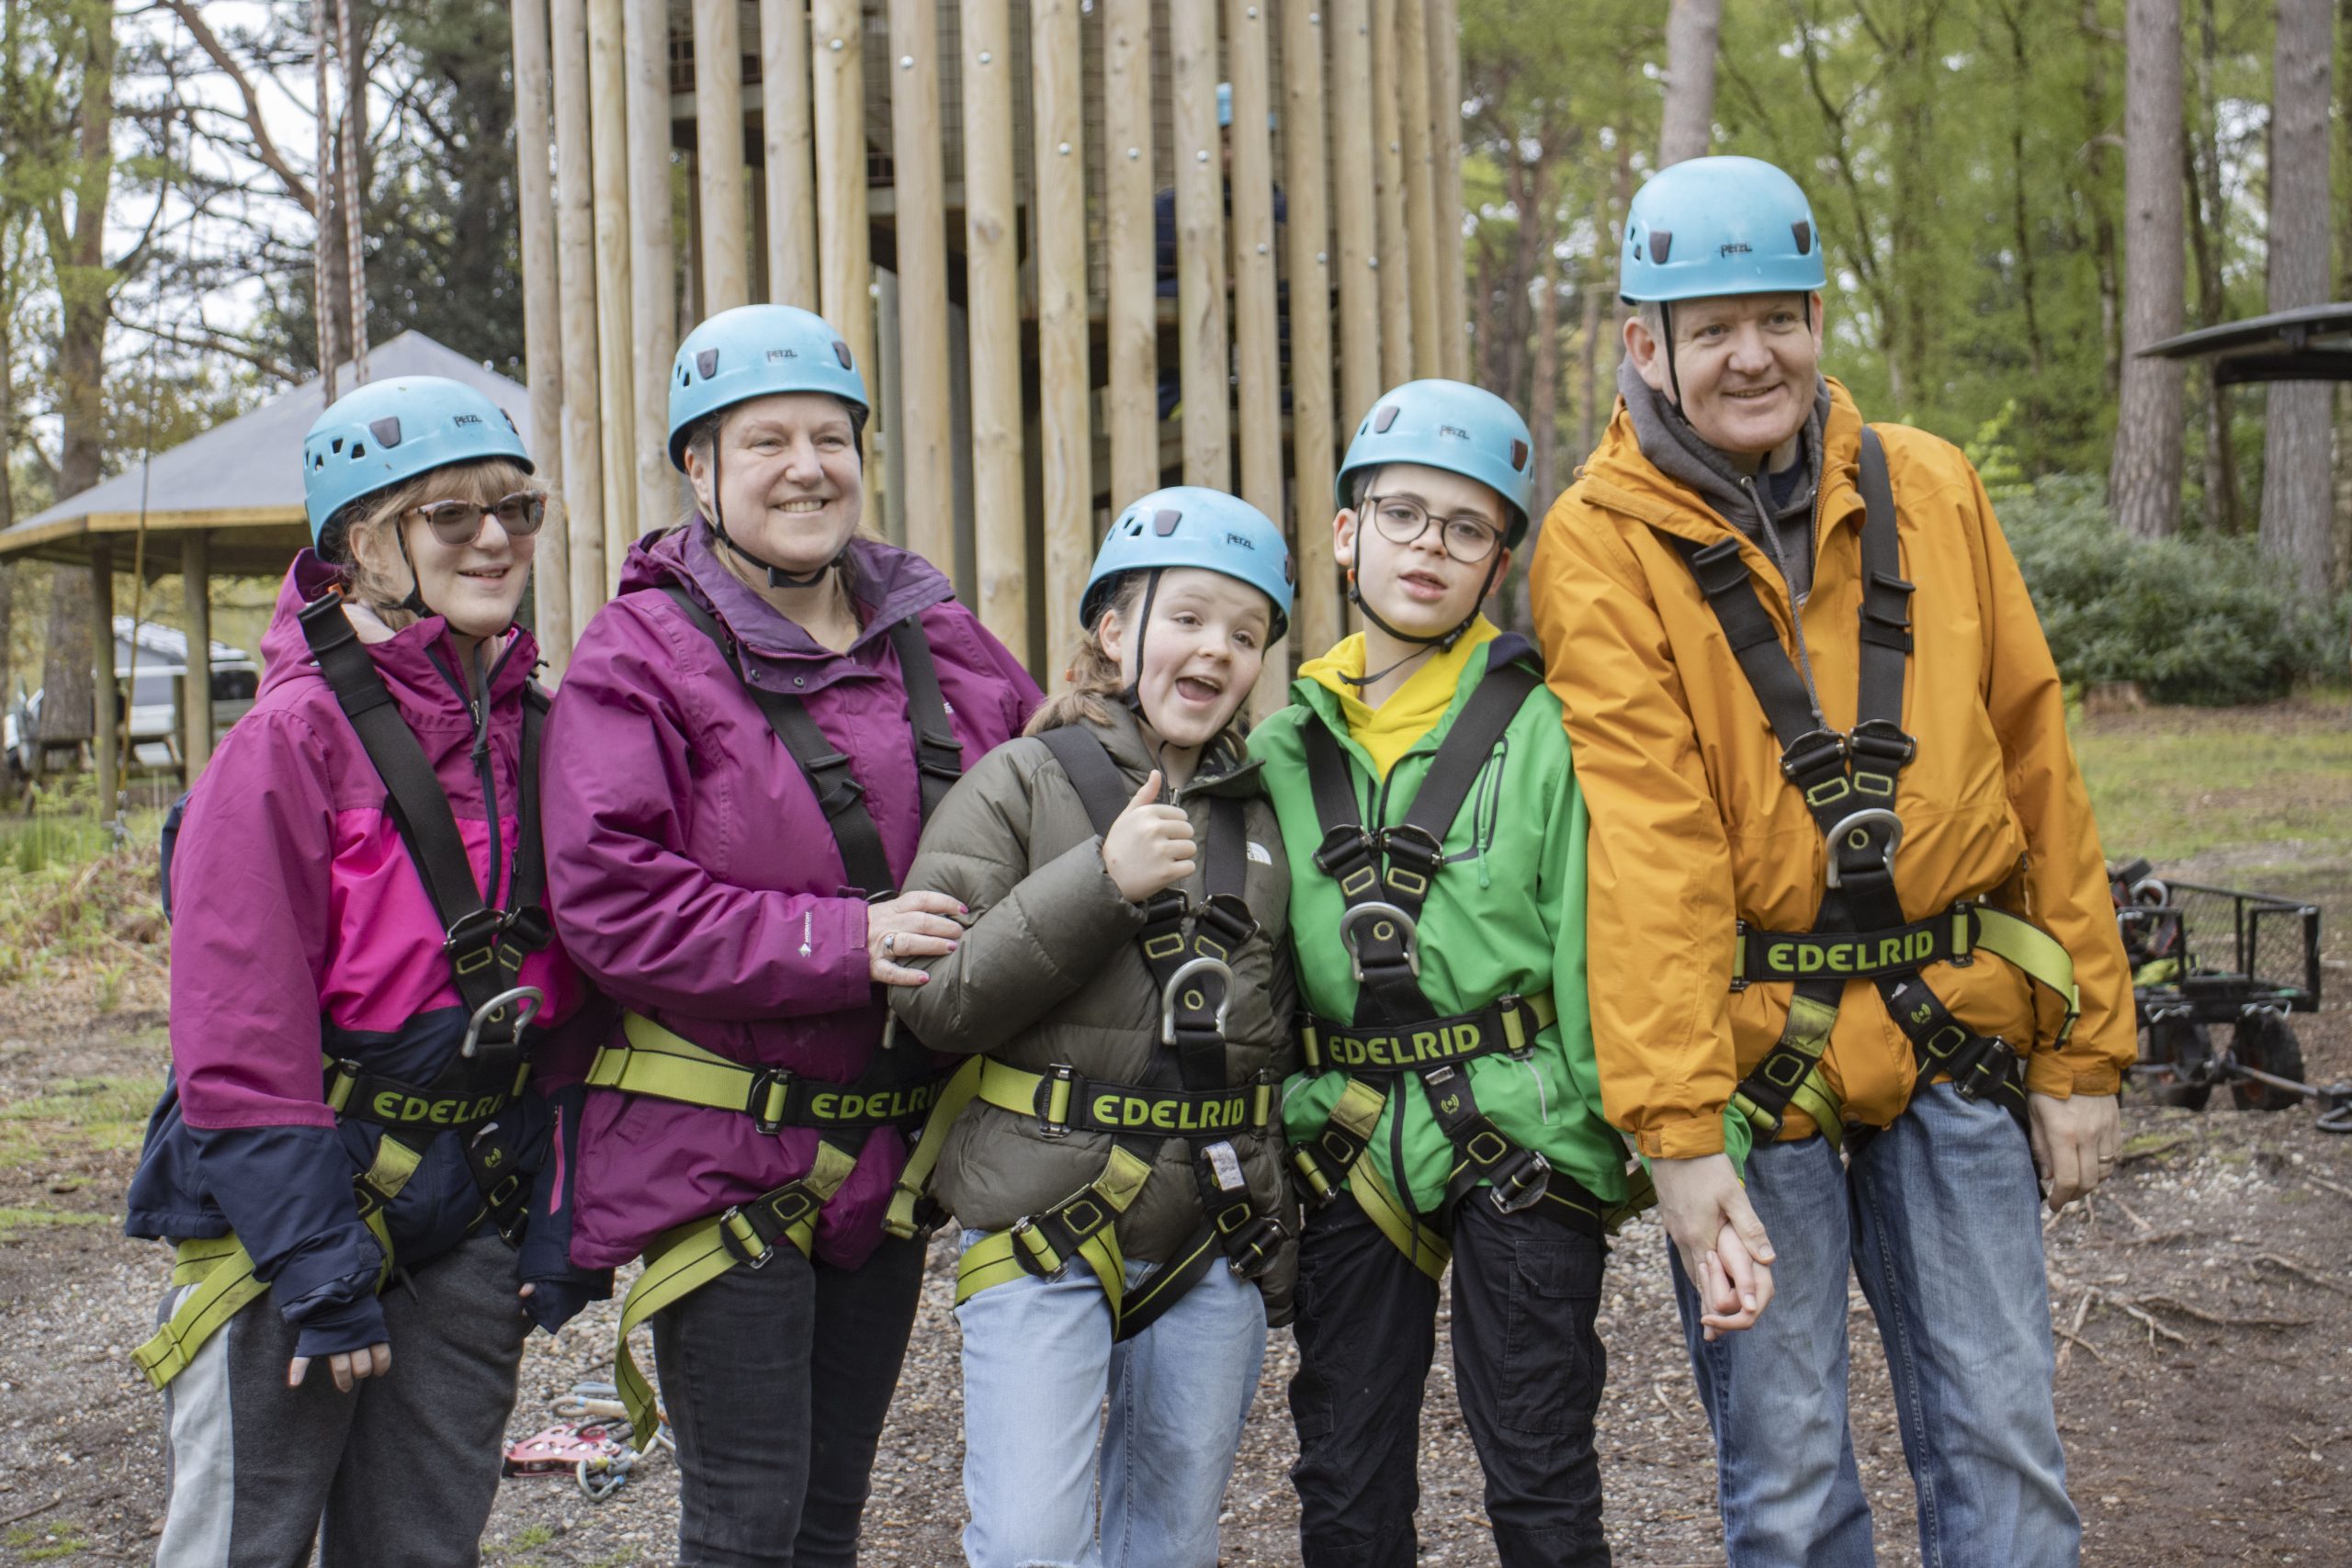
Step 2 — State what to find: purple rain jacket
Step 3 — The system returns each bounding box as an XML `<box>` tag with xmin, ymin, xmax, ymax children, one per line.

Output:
<box><xmin>125</xmin><ymin>552</ymin><xmax>606</xmax><ymax>1359</ymax></box>
<box><xmin>543</xmin><ymin>523</ymin><xmax>1040</xmax><ymax>1272</ymax></box>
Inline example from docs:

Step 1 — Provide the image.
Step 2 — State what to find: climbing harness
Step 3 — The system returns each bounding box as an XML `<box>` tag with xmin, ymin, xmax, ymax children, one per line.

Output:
<box><xmin>891</xmin><ymin>728</ymin><xmax>1287</xmax><ymax>1342</ymax></box>
<box><xmin>597</xmin><ymin>583</ymin><xmax>965</xmax><ymax>1447</ymax></box>
<box><xmin>1290</xmin><ymin>650</ymin><xmax>1618</xmax><ymax>1279</ymax></box>
<box><xmin>134</xmin><ymin>588</ymin><xmax>554</xmax><ymax>1390</ymax></box>
<box><xmin>1667</xmin><ymin>428</ymin><xmax>2079</xmax><ymax>1145</ymax></box>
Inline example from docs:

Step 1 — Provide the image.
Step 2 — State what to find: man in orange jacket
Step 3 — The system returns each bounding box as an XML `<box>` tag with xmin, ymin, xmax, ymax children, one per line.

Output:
<box><xmin>1530</xmin><ymin>155</ymin><xmax>2132</xmax><ymax>1567</ymax></box>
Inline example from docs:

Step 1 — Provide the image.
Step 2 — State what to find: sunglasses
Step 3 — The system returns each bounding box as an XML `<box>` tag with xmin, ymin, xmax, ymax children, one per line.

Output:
<box><xmin>405</xmin><ymin>491</ymin><xmax>548</xmax><ymax>547</ymax></box>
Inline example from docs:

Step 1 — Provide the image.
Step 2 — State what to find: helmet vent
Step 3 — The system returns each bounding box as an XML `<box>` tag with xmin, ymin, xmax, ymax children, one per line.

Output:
<box><xmin>1510</xmin><ymin>439</ymin><xmax>1530</xmax><ymax>471</ymax></box>
<box><xmin>1792</xmin><ymin>220</ymin><xmax>1813</xmax><ymax>255</ymax></box>
<box><xmin>349</xmin><ymin>444</ymin><xmax>366</xmax><ymax>459</ymax></box>
<box><xmin>330</xmin><ymin>437</ymin><xmax>345</xmax><ymax>454</ymax></box>
<box><xmin>1648</xmin><ymin>230</ymin><xmax>1673</xmax><ymax>265</ymax></box>
<box><xmin>832</xmin><ymin>340</ymin><xmax>854</xmax><ymax>369</ymax></box>
<box><xmin>368</xmin><ymin>416</ymin><xmax>402</xmax><ymax>449</ymax></box>
<box><xmin>696</xmin><ymin>349</ymin><xmax>720</xmax><ymax>378</ymax></box>
<box><xmin>1371</xmin><ymin>405</ymin><xmax>1399</xmax><ymax>434</ymax></box>
<box><xmin>1152</xmin><ymin>508</ymin><xmax>1182</xmax><ymax>536</ymax></box>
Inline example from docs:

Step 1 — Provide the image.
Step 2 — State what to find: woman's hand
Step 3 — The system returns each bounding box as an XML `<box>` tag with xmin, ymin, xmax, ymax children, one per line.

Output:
<box><xmin>288</xmin><ymin>1342</ymin><xmax>391</xmax><ymax>1392</ymax></box>
<box><xmin>1100</xmin><ymin>771</ymin><xmax>1196</xmax><ymax>903</ymax></box>
<box><xmin>867</xmin><ymin>891</ymin><xmax>964</xmax><ymax>986</ymax></box>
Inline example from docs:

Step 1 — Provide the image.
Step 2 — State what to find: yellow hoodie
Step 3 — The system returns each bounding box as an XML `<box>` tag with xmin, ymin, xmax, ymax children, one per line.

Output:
<box><xmin>1299</xmin><ymin>616</ymin><xmax>1501</xmax><ymax>778</ymax></box>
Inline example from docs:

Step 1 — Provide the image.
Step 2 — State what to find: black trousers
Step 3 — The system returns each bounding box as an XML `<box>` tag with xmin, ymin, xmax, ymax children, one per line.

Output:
<box><xmin>651</xmin><ymin>1233</ymin><xmax>928</xmax><ymax>1568</ymax></box>
<box><xmin>1288</xmin><ymin>1190</ymin><xmax>1611</xmax><ymax>1568</ymax></box>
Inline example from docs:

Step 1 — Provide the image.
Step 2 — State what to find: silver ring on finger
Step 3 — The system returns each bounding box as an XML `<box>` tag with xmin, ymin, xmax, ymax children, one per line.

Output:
<box><xmin>883</xmin><ymin>932</ymin><xmax>896</xmax><ymax>955</ymax></box>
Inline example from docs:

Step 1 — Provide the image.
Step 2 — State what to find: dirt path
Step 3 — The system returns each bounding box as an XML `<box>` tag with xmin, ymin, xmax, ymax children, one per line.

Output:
<box><xmin>2</xmin><ymin>863</ymin><xmax>2346</xmax><ymax>1565</ymax></box>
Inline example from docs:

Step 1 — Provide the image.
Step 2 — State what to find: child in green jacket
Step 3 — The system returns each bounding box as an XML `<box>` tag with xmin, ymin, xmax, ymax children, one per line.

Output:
<box><xmin>1250</xmin><ymin>380</ymin><xmax>1637</xmax><ymax>1568</ymax></box>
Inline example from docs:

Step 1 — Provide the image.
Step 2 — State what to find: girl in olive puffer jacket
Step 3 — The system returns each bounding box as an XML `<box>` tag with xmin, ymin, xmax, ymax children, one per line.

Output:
<box><xmin>890</xmin><ymin>487</ymin><xmax>1297</xmax><ymax>1568</ymax></box>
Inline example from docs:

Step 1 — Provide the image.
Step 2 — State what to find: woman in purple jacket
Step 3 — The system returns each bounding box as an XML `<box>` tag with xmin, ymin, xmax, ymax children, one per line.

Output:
<box><xmin>127</xmin><ymin>377</ymin><xmax>607</xmax><ymax>1566</ymax></box>
<box><xmin>543</xmin><ymin>304</ymin><xmax>1039</xmax><ymax>1567</ymax></box>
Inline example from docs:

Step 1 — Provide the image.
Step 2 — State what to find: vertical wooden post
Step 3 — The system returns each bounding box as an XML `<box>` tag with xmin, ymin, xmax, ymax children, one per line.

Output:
<box><xmin>1396</xmin><ymin>0</ymin><xmax>1441</xmax><ymax>378</ymax></box>
<box><xmin>588</xmin><ymin>0</ymin><xmax>638</xmax><ymax>591</ymax></box>
<box><xmin>762</xmin><ymin>0</ymin><xmax>818</xmax><ymax>306</ymax></box>
<box><xmin>1330</xmin><ymin>0</ymin><xmax>1380</xmax><ymax>429</ymax></box>
<box><xmin>694</xmin><ymin>0</ymin><xmax>751</xmax><ymax>313</ymax></box>
<box><xmin>812</xmin><ymin>0</ymin><xmax>874</xmax><ymax>401</ymax></box>
<box><xmin>1226</xmin><ymin>0</ymin><xmax>1283</xmax><ymax>715</ymax></box>
<box><xmin>511</xmin><ymin>0</ymin><xmax>570</xmax><ymax>666</ymax></box>
<box><xmin>887</xmin><ymin>0</ymin><xmax>954</xmax><ymax>571</ymax></box>
<box><xmin>1369</xmin><ymin>0</ymin><xmax>1412</xmax><ymax>388</ymax></box>
<box><xmin>1283</xmin><ymin>0</ymin><xmax>1340</xmax><ymax>659</ymax></box>
<box><xmin>1102</xmin><ymin>0</ymin><xmax>1157</xmax><ymax>507</ymax></box>
<box><xmin>1425</xmin><ymin>0</ymin><xmax>1468</xmax><ymax>379</ymax></box>
<box><xmin>1169</xmin><ymin>3</ymin><xmax>1227</xmax><ymax>485</ymax></box>
<box><xmin>180</xmin><ymin>531</ymin><xmax>213</xmax><ymax>778</ymax></box>
<box><xmin>962</xmin><ymin>0</ymin><xmax>1026</xmax><ymax>655</ymax></box>
<box><xmin>1033</xmin><ymin>0</ymin><xmax>1091</xmax><ymax>675</ymax></box>
<box><xmin>628</xmin><ymin>0</ymin><xmax>680</xmax><ymax>539</ymax></box>
<box><xmin>549</xmin><ymin>0</ymin><xmax>605</xmax><ymax>621</ymax></box>
<box><xmin>89</xmin><ymin>541</ymin><xmax>116</xmax><ymax>824</ymax></box>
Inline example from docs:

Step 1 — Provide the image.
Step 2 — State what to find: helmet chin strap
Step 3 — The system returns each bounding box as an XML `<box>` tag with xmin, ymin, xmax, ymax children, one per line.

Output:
<box><xmin>1118</xmin><ymin>568</ymin><xmax>1165</xmax><ymax>715</ymax></box>
<box><xmin>707</xmin><ymin>441</ymin><xmax>842</xmax><ymax>590</ymax></box>
<box><xmin>388</xmin><ymin>523</ymin><xmax>437</xmax><ymax>621</ymax></box>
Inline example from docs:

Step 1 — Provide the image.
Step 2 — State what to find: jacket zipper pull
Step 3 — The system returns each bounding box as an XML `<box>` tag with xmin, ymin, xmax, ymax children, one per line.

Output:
<box><xmin>799</xmin><ymin>910</ymin><xmax>814</xmax><ymax>960</ymax></box>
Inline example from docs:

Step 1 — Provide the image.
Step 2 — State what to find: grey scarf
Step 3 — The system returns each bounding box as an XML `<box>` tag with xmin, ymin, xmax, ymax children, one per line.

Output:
<box><xmin>1618</xmin><ymin>355</ymin><xmax>1832</xmax><ymax>602</ymax></box>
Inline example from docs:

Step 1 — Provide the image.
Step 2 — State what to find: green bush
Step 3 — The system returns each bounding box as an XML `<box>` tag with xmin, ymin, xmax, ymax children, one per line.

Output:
<box><xmin>1995</xmin><ymin>475</ymin><xmax>2347</xmax><ymax>705</ymax></box>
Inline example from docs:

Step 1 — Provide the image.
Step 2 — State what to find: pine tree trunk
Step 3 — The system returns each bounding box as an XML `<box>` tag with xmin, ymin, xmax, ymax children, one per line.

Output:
<box><xmin>2257</xmin><ymin>0</ymin><xmax>2335</xmax><ymax>598</ymax></box>
<box><xmin>2109</xmin><ymin>0</ymin><xmax>2186</xmax><ymax>541</ymax></box>
<box><xmin>2082</xmin><ymin>0</ymin><xmax>2124</xmax><ymax>399</ymax></box>
<box><xmin>1659</xmin><ymin>0</ymin><xmax>1720</xmax><ymax>166</ymax></box>
<box><xmin>38</xmin><ymin>6</ymin><xmax>114</xmax><ymax>748</ymax></box>
<box><xmin>2188</xmin><ymin>0</ymin><xmax>2240</xmax><ymax>534</ymax></box>
<box><xmin>1577</xmin><ymin>271</ymin><xmax>1600</xmax><ymax>457</ymax></box>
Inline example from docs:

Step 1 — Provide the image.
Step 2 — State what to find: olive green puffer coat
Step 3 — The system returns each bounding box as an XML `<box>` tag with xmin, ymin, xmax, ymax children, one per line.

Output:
<box><xmin>889</xmin><ymin>705</ymin><xmax>1299</xmax><ymax>1322</ymax></box>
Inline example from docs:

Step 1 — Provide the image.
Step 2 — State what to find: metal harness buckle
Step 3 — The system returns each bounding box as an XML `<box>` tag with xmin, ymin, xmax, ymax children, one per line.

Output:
<box><xmin>1036</xmin><ymin>1063</ymin><xmax>1076</xmax><ymax>1139</ymax></box>
<box><xmin>1339</xmin><ymin>901</ymin><xmax>1421</xmax><ymax>984</ymax></box>
<box><xmin>746</xmin><ymin>1067</ymin><xmax>792</xmax><ymax>1134</ymax></box>
<box><xmin>1488</xmin><ymin>1147</ymin><xmax>1552</xmax><ymax>1213</ymax></box>
<box><xmin>460</xmin><ymin>986</ymin><xmax>544</xmax><ymax>1060</ymax></box>
<box><xmin>1822</xmin><ymin>808</ymin><xmax>1904</xmax><ymax>891</ymax></box>
<box><xmin>1161</xmin><ymin>956</ymin><xmax>1236</xmax><ymax>1045</ymax></box>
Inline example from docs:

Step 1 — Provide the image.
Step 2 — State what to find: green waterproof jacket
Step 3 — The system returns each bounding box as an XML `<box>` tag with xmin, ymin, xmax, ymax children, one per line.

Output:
<box><xmin>1250</xmin><ymin>633</ymin><xmax>1633</xmax><ymax>1231</ymax></box>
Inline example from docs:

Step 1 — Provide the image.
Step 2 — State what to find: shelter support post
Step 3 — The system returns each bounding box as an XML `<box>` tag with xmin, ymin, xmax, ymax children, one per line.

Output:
<box><xmin>1033</xmin><ymin>0</ymin><xmax>1091</xmax><ymax>674</ymax></box>
<box><xmin>90</xmin><ymin>541</ymin><xmax>117</xmax><ymax>824</ymax></box>
<box><xmin>1283</xmin><ymin>0</ymin><xmax>1340</xmax><ymax>658</ymax></box>
<box><xmin>181</xmin><ymin>530</ymin><xmax>213</xmax><ymax>779</ymax></box>
<box><xmin>962</xmin><ymin>0</ymin><xmax>1027</xmax><ymax>660</ymax></box>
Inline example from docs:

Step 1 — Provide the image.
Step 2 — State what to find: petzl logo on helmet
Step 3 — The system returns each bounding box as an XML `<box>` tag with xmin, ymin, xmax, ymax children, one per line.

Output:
<box><xmin>1224</xmin><ymin>532</ymin><xmax>1257</xmax><ymax>549</ymax></box>
<box><xmin>452</xmin><ymin>412</ymin><xmax>484</xmax><ymax>427</ymax></box>
<box><xmin>767</xmin><ymin>347</ymin><xmax>799</xmax><ymax>361</ymax></box>
<box><xmin>1719</xmin><ymin>241</ymin><xmax>1752</xmax><ymax>257</ymax></box>
<box><xmin>1437</xmin><ymin>423</ymin><xmax>1469</xmax><ymax>441</ymax></box>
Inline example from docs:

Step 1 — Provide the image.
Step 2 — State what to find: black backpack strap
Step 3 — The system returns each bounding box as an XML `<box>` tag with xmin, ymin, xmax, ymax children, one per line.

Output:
<box><xmin>659</xmin><ymin>584</ymin><xmax>899</xmax><ymax>899</ymax></box>
<box><xmin>505</xmin><ymin>685</ymin><xmax>553</xmax><ymax>944</ymax></box>
<box><xmin>888</xmin><ymin>616</ymin><xmax>964</xmax><ymax>822</ymax></box>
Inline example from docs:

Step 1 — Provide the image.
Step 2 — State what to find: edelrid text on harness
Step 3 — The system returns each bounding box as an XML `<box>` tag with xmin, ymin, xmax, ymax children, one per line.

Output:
<box><xmin>596</xmin><ymin>583</ymin><xmax>965</xmax><ymax>1447</ymax></box>
<box><xmin>890</xmin><ymin>728</ymin><xmax>1287</xmax><ymax>1343</ymax></box>
<box><xmin>133</xmin><ymin>591</ymin><xmax>554</xmax><ymax>1391</ymax></box>
<box><xmin>1290</xmin><ymin>653</ymin><xmax>1616</xmax><ymax>1279</ymax></box>
<box><xmin>1668</xmin><ymin>427</ymin><xmax>2078</xmax><ymax>1145</ymax></box>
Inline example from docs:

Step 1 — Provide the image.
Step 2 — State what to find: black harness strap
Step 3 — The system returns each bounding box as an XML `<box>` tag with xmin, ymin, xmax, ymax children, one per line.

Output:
<box><xmin>296</xmin><ymin>592</ymin><xmax>549</xmax><ymax>1063</ymax></box>
<box><xmin>1297</xmin><ymin>652</ymin><xmax>1604</xmax><ymax>1236</ymax></box>
<box><xmin>660</xmin><ymin>583</ymin><xmax>961</xmax><ymax>899</ymax></box>
<box><xmin>1668</xmin><ymin>429</ymin><xmax>2025</xmax><ymax>1134</ymax></box>
<box><xmin>1033</xmin><ymin>725</ymin><xmax>1286</xmax><ymax>1332</ymax></box>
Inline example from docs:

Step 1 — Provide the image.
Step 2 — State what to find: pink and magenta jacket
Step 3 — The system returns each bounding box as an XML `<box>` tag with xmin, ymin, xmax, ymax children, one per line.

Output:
<box><xmin>544</xmin><ymin>524</ymin><xmax>1039</xmax><ymax>1271</ymax></box>
<box><xmin>126</xmin><ymin>552</ymin><xmax>605</xmax><ymax>1358</ymax></box>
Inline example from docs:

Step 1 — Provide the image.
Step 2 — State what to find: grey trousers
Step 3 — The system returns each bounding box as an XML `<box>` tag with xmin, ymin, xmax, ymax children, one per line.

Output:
<box><xmin>153</xmin><ymin>1230</ymin><xmax>531</xmax><ymax>1568</ymax></box>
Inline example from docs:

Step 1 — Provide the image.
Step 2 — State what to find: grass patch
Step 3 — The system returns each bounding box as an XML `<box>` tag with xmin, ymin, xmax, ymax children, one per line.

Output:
<box><xmin>0</xmin><ymin>1073</ymin><xmax>166</xmax><ymax>1173</ymax></box>
<box><xmin>6</xmin><ymin>1523</ymin><xmax>90</xmax><ymax>1561</ymax></box>
<box><xmin>0</xmin><ymin>1205</ymin><xmax>107</xmax><ymax>1243</ymax></box>
<box><xmin>2074</xmin><ymin>702</ymin><xmax>2352</xmax><ymax>866</ymax></box>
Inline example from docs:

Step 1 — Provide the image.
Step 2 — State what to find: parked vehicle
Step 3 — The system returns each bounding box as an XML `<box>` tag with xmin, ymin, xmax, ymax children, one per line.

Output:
<box><xmin>6</xmin><ymin>619</ymin><xmax>259</xmax><ymax>780</ymax></box>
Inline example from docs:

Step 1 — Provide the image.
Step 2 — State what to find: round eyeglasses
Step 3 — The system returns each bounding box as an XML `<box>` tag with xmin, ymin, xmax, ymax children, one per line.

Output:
<box><xmin>1362</xmin><ymin>494</ymin><xmax>1504</xmax><ymax>564</ymax></box>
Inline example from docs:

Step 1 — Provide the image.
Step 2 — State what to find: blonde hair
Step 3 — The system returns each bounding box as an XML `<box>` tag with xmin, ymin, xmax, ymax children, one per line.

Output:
<box><xmin>323</xmin><ymin>457</ymin><xmax>540</xmax><ymax>626</ymax></box>
<box><xmin>1023</xmin><ymin>571</ymin><xmax>1253</xmax><ymax>759</ymax></box>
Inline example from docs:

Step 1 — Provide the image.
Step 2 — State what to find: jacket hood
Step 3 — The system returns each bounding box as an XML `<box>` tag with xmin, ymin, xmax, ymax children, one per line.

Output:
<box><xmin>261</xmin><ymin>549</ymin><xmax>542</xmax><ymax>714</ymax></box>
<box><xmin>1066</xmin><ymin>698</ymin><xmax>1265</xmax><ymax>802</ymax></box>
<box><xmin>618</xmin><ymin>520</ymin><xmax>955</xmax><ymax>664</ymax></box>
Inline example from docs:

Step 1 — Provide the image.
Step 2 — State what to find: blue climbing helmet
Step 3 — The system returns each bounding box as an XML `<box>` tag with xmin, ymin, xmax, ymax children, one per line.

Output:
<box><xmin>667</xmin><ymin>303</ymin><xmax>869</xmax><ymax>472</ymax></box>
<box><xmin>1082</xmin><ymin>486</ymin><xmax>1295</xmax><ymax>644</ymax></box>
<box><xmin>1619</xmin><ymin>155</ymin><xmax>1826</xmax><ymax>305</ymax></box>
<box><xmin>301</xmin><ymin>377</ymin><xmax>531</xmax><ymax>541</ymax></box>
<box><xmin>1335</xmin><ymin>378</ymin><xmax>1537</xmax><ymax>546</ymax></box>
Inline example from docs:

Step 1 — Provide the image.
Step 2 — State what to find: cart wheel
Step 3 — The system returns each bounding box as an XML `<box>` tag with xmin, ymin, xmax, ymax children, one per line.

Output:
<box><xmin>2230</xmin><ymin>1012</ymin><xmax>2306</xmax><ymax>1112</ymax></box>
<box><xmin>2141</xmin><ymin>1019</ymin><xmax>2212</xmax><ymax>1111</ymax></box>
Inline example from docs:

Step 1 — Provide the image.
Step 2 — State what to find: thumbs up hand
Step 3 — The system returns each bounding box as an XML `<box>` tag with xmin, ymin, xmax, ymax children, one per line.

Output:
<box><xmin>1099</xmin><ymin>770</ymin><xmax>1197</xmax><ymax>903</ymax></box>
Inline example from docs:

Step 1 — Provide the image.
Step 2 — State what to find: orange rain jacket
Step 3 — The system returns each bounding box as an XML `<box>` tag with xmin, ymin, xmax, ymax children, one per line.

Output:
<box><xmin>1529</xmin><ymin>379</ymin><xmax>2133</xmax><ymax>1159</ymax></box>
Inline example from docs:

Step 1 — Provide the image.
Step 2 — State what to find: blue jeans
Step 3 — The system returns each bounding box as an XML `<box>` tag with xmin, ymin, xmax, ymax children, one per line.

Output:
<box><xmin>1668</xmin><ymin>1083</ymin><xmax>2080</xmax><ymax>1568</ymax></box>
<box><xmin>956</xmin><ymin>1231</ymin><xmax>1269</xmax><ymax>1568</ymax></box>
